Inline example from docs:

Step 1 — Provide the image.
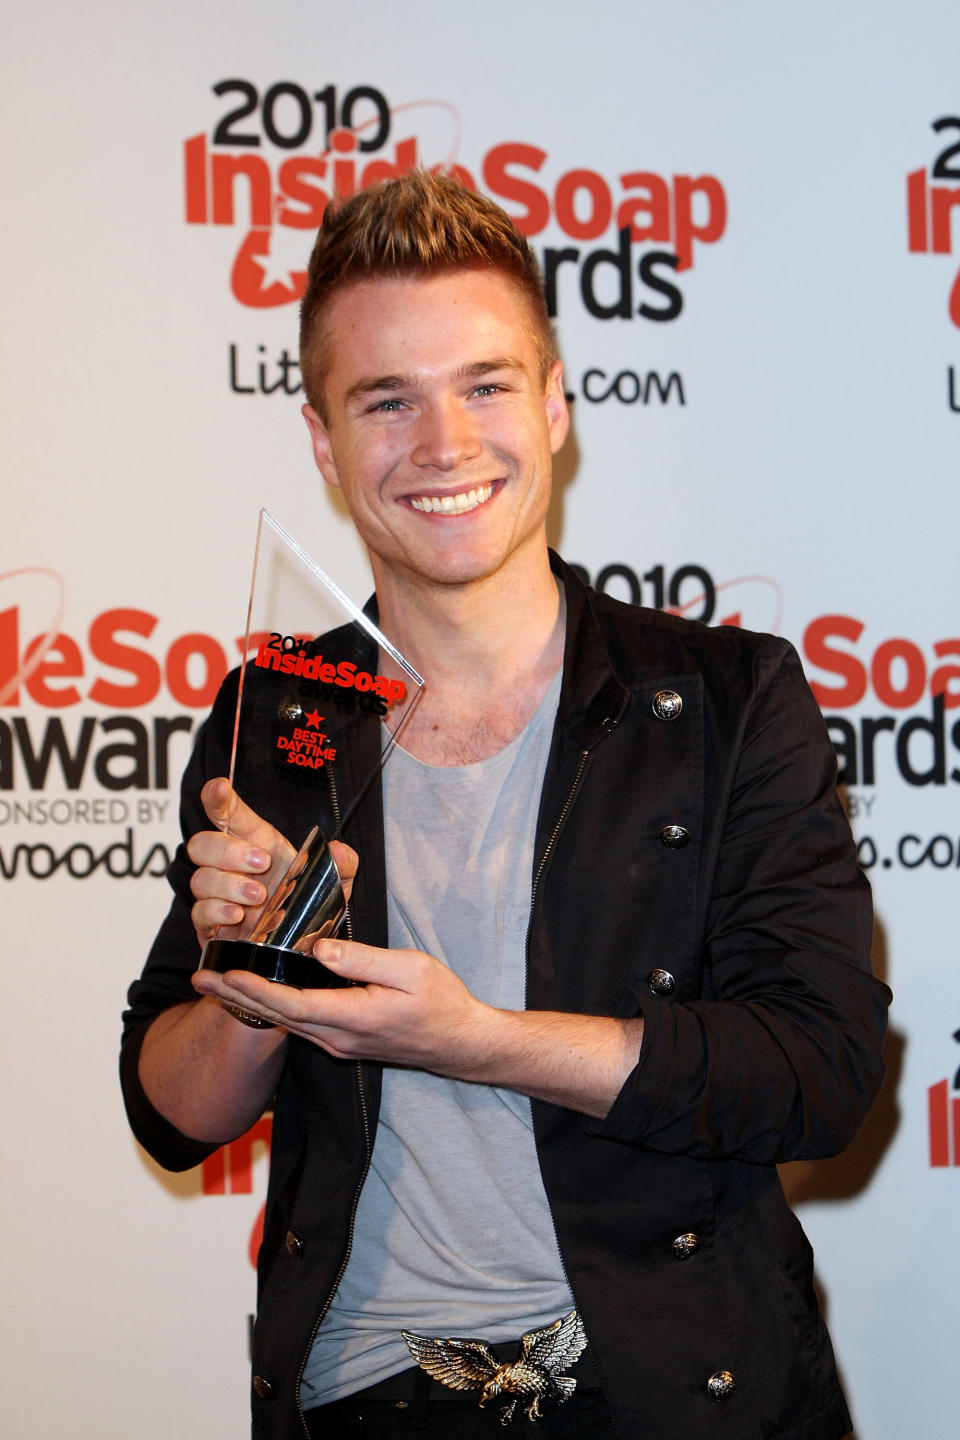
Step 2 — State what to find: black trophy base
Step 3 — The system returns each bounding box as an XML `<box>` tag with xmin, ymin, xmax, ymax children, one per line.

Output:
<box><xmin>200</xmin><ymin>937</ymin><xmax>350</xmax><ymax>989</ymax></box>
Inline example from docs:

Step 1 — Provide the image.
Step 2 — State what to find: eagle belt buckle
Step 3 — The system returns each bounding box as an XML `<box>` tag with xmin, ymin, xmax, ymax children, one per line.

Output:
<box><xmin>401</xmin><ymin>1308</ymin><xmax>587</xmax><ymax>1426</ymax></box>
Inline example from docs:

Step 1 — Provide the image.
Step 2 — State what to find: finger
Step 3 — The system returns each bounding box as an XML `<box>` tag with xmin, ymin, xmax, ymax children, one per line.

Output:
<box><xmin>314</xmin><ymin>938</ymin><xmax>420</xmax><ymax>991</ymax></box>
<box><xmin>191</xmin><ymin>896</ymin><xmax>247</xmax><ymax>943</ymax></box>
<box><xmin>189</xmin><ymin>862</ymin><xmax>268</xmax><ymax>908</ymax></box>
<box><xmin>327</xmin><ymin>839</ymin><xmax>358</xmax><ymax>902</ymax></box>
<box><xmin>194</xmin><ymin>968</ymin><xmax>351</xmax><ymax>1032</ymax></box>
<box><xmin>187</xmin><ymin>826</ymin><xmax>274</xmax><ymax>875</ymax></box>
<box><xmin>201</xmin><ymin>777</ymin><xmax>272</xmax><ymax>841</ymax></box>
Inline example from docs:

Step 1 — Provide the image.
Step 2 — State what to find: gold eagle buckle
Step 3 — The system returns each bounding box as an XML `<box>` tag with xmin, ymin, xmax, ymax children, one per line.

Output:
<box><xmin>401</xmin><ymin>1308</ymin><xmax>587</xmax><ymax>1426</ymax></box>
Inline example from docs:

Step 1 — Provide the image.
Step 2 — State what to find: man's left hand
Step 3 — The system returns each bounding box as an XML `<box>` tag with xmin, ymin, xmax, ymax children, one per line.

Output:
<box><xmin>191</xmin><ymin>939</ymin><xmax>644</xmax><ymax>1117</ymax></box>
<box><xmin>191</xmin><ymin>938</ymin><xmax>487</xmax><ymax>1071</ymax></box>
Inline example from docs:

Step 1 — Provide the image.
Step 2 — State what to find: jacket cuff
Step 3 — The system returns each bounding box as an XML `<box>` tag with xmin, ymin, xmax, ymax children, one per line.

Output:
<box><xmin>120</xmin><ymin>1018</ymin><xmax>220</xmax><ymax>1173</ymax></box>
<box><xmin>586</xmin><ymin>995</ymin><xmax>675</xmax><ymax>1144</ymax></box>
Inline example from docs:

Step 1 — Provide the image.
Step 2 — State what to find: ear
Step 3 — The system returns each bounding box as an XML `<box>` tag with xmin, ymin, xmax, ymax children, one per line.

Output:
<box><xmin>301</xmin><ymin>404</ymin><xmax>341</xmax><ymax>489</ymax></box>
<box><xmin>544</xmin><ymin>361</ymin><xmax>570</xmax><ymax>456</ymax></box>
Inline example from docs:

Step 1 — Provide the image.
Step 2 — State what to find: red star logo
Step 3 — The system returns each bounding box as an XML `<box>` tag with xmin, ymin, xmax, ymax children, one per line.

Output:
<box><xmin>303</xmin><ymin>709</ymin><xmax>324</xmax><ymax>728</ymax></box>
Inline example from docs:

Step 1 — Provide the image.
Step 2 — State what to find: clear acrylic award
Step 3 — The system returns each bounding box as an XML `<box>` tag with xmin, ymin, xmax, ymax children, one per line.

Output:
<box><xmin>200</xmin><ymin>510</ymin><xmax>423</xmax><ymax>992</ymax></box>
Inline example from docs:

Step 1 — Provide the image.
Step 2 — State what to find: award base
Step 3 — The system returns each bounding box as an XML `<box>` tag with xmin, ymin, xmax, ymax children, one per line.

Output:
<box><xmin>198</xmin><ymin>824</ymin><xmax>348</xmax><ymax>994</ymax></box>
<box><xmin>200</xmin><ymin>936</ymin><xmax>350</xmax><ymax>990</ymax></box>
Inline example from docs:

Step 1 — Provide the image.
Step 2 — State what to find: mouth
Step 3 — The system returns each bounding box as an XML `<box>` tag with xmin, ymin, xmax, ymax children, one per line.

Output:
<box><xmin>408</xmin><ymin>483</ymin><xmax>495</xmax><ymax>516</ymax></box>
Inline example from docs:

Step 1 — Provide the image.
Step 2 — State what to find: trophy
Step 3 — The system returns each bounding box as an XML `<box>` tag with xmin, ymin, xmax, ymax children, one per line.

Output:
<box><xmin>200</xmin><ymin>511</ymin><xmax>423</xmax><ymax>998</ymax></box>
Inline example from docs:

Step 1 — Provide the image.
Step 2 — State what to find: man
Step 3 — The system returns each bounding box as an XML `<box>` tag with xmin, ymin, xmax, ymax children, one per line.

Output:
<box><xmin>122</xmin><ymin>171</ymin><xmax>890</xmax><ymax>1440</ymax></box>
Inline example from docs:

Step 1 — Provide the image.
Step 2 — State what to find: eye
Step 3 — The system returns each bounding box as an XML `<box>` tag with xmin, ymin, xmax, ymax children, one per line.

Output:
<box><xmin>367</xmin><ymin>397</ymin><xmax>407</xmax><ymax>413</ymax></box>
<box><xmin>472</xmin><ymin>383</ymin><xmax>503</xmax><ymax>397</ymax></box>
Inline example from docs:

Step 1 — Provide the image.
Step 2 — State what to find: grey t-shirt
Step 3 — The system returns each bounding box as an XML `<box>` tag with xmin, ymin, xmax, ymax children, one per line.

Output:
<box><xmin>302</xmin><ymin>668</ymin><xmax>573</xmax><ymax>1408</ymax></box>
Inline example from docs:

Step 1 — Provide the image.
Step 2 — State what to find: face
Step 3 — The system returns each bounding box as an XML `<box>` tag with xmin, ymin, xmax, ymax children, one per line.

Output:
<box><xmin>302</xmin><ymin>269</ymin><xmax>568</xmax><ymax>592</ymax></box>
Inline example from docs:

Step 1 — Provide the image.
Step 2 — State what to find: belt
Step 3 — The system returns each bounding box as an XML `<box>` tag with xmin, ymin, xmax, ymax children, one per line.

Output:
<box><xmin>306</xmin><ymin>1311</ymin><xmax>595</xmax><ymax>1429</ymax></box>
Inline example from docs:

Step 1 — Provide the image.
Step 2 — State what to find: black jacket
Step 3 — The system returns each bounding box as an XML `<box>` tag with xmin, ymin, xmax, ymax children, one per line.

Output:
<box><xmin>121</xmin><ymin>554</ymin><xmax>890</xmax><ymax>1439</ymax></box>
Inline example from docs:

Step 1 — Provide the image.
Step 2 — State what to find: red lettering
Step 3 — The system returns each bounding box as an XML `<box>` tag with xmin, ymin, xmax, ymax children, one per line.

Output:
<box><xmin>871</xmin><ymin>638</ymin><xmax>926</xmax><ymax>708</ymax></box>
<box><xmin>23</xmin><ymin>633</ymin><xmax>84</xmax><ymax>708</ymax></box>
<box><xmin>931</xmin><ymin>640</ymin><xmax>960</xmax><ymax>708</ymax></box>
<box><xmin>907</xmin><ymin>168</ymin><xmax>928</xmax><ymax>253</ymax></box>
<box><xmin>0</xmin><ymin>605</ymin><xmax>20</xmax><ymax>705</ymax></box>
<box><xmin>277</xmin><ymin>156</ymin><xmax>329</xmax><ymax>229</ymax></box>
<box><xmin>616</xmin><ymin>172</ymin><xmax>671</xmax><ymax>243</ymax></box>
<box><xmin>673</xmin><ymin>175</ymin><xmax>727</xmax><ymax>271</ymax></box>
<box><xmin>211</xmin><ymin>151</ymin><xmax>273</xmax><ymax>227</ymax></box>
<box><xmin>931</xmin><ymin>183</ymin><xmax>960</xmax><ymax>254</ymax></box>
<box><xmin>482</xmin><ymin>143</ymin><xmax>550</xmax><ymax>235</ymax></box>
<box><xmin>88</xmin><ymin>609</ymin><xmax>161</xmax><ymax>707</ymax></box>
<box><xmin>554</xmin><ymin>168</ymin><xmax>612</xmax><ymax>241</ymax></box>
<box><xmin>803</xmin><ymin>615</ymin><xmax>867</xmax><ymax>708</ymax></box>
<box><xmin>335</xmin><ymin>660</ymin><xmax>357</xmax><ymax>687</ymax></box>
<box><xmin>184</xmin><ymin>134</ymin><xmax>208</xmax><ymax>225</ymax></box>
<box><xmin>165</xmin><ymin>633</ymin><xmax>228</xmax><ymax>708</ymax></box>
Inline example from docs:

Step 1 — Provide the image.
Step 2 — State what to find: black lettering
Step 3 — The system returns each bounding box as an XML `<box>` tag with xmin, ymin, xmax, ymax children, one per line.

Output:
<box><xmin>94</xmin><ymin>718</ymin><xmax>150</xmax><ymax>791</ymax></box>
<box><xmin>896</xmin><ymin>694</ymin><xmax>946</xmax><ymax>785</ymax></box>
<box><xmin>860</xmin><ymin>715</ymin><xmax>896</xmax><ymax>785</ymax></box>
<box><xmin>582</xmin><ymin>368</ymin><xmax>613</xmax><ymax>403</ymax></box>
<box><xmin>637</xmin><ymin>250</ymin><xmax>683</xmax><ymax>321</ymax></box>
<box><xmin>229</xmin><ymin>344</ymin><xmax>256</xmax><ymax>395</ymax></box>
<box><xmin>645</xmin><ymin>371</ymin><xmax>686</xmax><ymax>405</ymax></box>
<box><xmin>10</xmin><ymin>717</ymin><xmax>97</xmax><ymax>790</ymax></box>
<box><xmin>825</xmin><ymin>717</ymin><xmax>858</xmax><ymax>785</ymax></box>
<box><xmin>0</xmin><ymin>721</ymin><xmax>11</xmax><ymax>789</ymax></box>
<box><xmin>595</xmin><ymin>564</ymin><xmax>641</xmax><ymax>605</ymax></box>
<box><xmin>949</xmin><ymin>366</ymin><xmax>960</xmax><ymax>413</ymax></box>
<box><xmin>261</xmin><ymin>82</ymin><xmax>312</xmax><ymax>149</ymax></box>
<box><xmin>153</xmin><ymin>716</ymin><xmax>195</xmax><ymax>789</ymax></box>
<box><xmin>542</xmin><ymin>246</ymin><xmax>580</xmax><ymax>317</ymax></box>
<box><xmin>932</xmin><ymin>117</ymin><xmax>960</xmax><ymax>179</ymax></box>
<box><xmin>212</xmin><ymin>79</ymin><xmax>260</xmax><ymax>147</ymax></box>
<box><xmin>668</xmin><ymin>565</ymin><xmax>714</xmax><ymax>622</ymax></box>
<box><xmin>580</xmin><ymin>227</ymin><xmax>633</xmax><ymax>320</ymax></box>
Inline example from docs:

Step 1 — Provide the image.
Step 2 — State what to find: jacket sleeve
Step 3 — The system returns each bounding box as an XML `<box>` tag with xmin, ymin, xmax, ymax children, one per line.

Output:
<box><xmin>119</xmin><ymin>676</ymin><xmax>238</xmax><ymax>1171</ymax></box>
<box><xmin>592</xmin><ymin>638</ymin><xmax>890</xmax><ymax>1162</ymax></box>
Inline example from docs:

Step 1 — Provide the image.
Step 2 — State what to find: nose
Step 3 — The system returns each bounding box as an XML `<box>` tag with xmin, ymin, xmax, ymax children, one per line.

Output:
<box><xmin>410</xmin><ymin>398</ymin><xmax>481</xmax><ymax>471</ymax></box>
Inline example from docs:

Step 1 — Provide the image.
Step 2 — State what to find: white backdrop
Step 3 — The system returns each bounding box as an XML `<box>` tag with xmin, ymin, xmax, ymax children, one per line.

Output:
<box><xmin>2</xmin><ymin>4</ymin><xmax>957</xmax><ymax>1436</ymax></box>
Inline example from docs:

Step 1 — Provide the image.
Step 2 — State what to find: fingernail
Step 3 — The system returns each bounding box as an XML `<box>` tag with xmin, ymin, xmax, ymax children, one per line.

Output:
<box><xmin>240</xmin><ymin>882</ymin><xmax>265</xmax><ymax>903</ymax></box>
<box><xmin>246</xmin><ymin>849</ymin><xmax>270</xmax><ymax>870</ymax></box>
<box><xmin>319</xmin><ymin>940</ymin><xmax>343</xmax><ymax>963</ymax></box>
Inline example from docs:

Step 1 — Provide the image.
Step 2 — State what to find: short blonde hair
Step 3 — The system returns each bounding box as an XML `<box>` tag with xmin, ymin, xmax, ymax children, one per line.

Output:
<box><xmin>299</xmin><ymin>170</ymin><xmax>557</xmax><ymax>419</ymax></box>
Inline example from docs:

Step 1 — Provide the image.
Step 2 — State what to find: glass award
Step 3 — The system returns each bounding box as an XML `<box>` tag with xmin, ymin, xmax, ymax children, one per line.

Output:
<box><xmin>200</xmin><ymin>510</ymin><xmax>424</xmax><ymax>991</ymax></box>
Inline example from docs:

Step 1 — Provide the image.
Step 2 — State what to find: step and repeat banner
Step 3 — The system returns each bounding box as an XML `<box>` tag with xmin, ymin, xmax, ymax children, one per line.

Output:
<box><xmin>2</xmin><ymin>4</ymin><xmax>956</xmax><ymax>1436</ymax></box>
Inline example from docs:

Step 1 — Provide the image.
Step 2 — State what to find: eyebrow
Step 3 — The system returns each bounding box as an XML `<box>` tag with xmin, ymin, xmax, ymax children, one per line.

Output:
<box><xmin>343</xmin><ymin>356</ymin><xmax>528</xmax><ymax>407</ymax></box>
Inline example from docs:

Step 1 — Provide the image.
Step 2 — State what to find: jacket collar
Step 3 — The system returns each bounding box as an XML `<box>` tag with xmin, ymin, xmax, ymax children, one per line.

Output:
<box><xmin>549</xmin><ymin>550</ymin><xmax>631</xmax><ymax>751</ymax></box>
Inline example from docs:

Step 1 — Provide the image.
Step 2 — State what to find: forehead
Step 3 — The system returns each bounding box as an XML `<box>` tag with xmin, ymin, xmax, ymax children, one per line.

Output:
<box><xmin>321</xmin><ymin>270</ymin><xmax>541</xmax><ymax>390</ymax></box>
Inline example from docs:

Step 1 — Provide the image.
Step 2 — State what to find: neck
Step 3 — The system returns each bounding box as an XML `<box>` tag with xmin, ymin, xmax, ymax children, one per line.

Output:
<box><xmin>372</xmin><ymin>545</ymin><xmax>563</xmax><ymax>694</ymax></box>
<box><xmin>371</xmin><ymin>543</ymin><xmax>566</xmax><ymax>764</ymax></box>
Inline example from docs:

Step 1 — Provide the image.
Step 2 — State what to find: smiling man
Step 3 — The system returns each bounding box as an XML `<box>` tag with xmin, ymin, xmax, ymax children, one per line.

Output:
<box><xmin>121</xmin><ymin>172</ymin><xmax>890</xmax><ymax>1440</ymax></box>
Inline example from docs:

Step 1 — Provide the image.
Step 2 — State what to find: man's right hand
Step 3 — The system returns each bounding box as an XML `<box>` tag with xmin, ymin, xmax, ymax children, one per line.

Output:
<box><xmin>186</xmin><ymin>777</ymin><xmax>357</xmax><ymax>946</ymax></box>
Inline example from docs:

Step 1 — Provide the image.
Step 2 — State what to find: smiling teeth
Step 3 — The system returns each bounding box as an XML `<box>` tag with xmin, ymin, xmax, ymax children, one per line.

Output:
<box><xmin>410</xmin><ymin>484</ymin><xmax>494</xmax><ymax>515</ymax></box>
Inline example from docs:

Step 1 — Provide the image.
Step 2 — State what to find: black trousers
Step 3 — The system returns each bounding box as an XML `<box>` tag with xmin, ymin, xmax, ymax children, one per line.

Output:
<box><xmin>302</xmin><ymin>1364</ymin><xmax>618</xmax><ymax>1438</ymax></box>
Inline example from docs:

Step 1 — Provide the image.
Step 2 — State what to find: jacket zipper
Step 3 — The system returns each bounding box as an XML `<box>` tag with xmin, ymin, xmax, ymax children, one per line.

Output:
<box><xmin>294</xmin><ymin>767</ymin><xmax>373</xmax><ymax>1436</ymax></box>
<box><xmin>524</xmin><ymin>739</ymin><xmax>623</xmax><ymax>1439</ymax></box>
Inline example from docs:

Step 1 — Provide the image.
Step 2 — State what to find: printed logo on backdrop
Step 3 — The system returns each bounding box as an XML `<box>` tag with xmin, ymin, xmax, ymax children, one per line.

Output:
<box><xmin>0</xmin><ymin>568</ymin><xmax>249</xmax><ymax>880</ymax></box>
<box><xmin>576</xmin><ymin>560</ymin><xmax>960</xmax><ymax>876</ymax></box>
<box><xmin>928</xmin><ymin>1030</ymin><xmax>960</xmax><ymax>1168</ymax></box>
<box><xmin>182</xmin><ymin>79</ymin><xmax>727</xmax><ymax>405</ymax></box>
<box><xmin>906</xmin><ymin>117</ymin><xmax>960</xmax><ymax>410</ymax></box>
<box><xmin>202</xmin><ymin>1115</ymin><xmax>271</xmax><ymax>1268</ymax></box>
